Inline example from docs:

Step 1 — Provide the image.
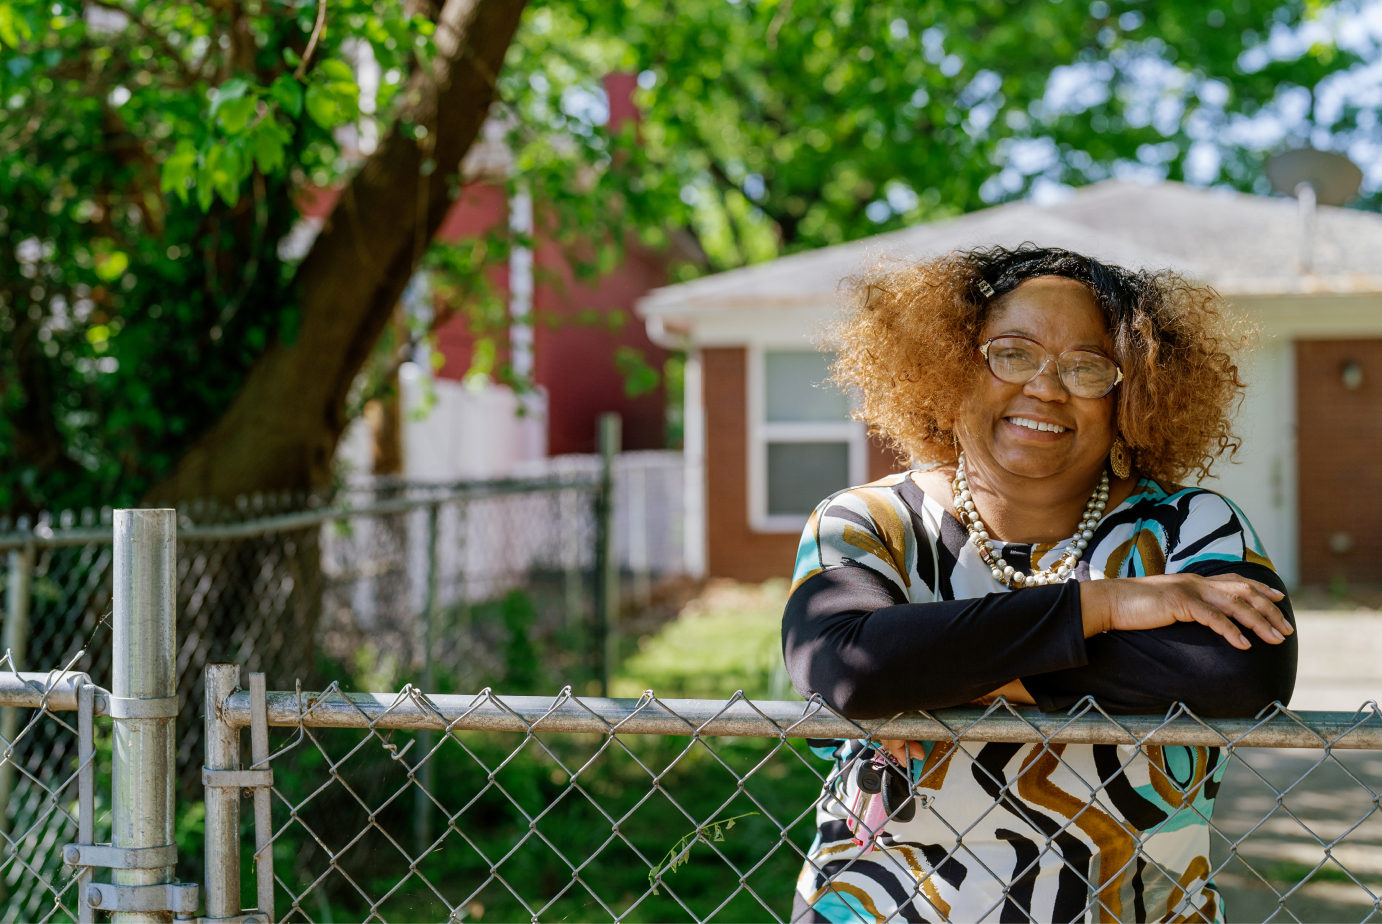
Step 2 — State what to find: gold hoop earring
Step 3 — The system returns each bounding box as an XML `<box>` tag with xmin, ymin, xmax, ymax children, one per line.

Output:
<box><xmin>1109</xmin><ymin>437</ymin><xmax>1132</xmax><ymax>479</ymax></box>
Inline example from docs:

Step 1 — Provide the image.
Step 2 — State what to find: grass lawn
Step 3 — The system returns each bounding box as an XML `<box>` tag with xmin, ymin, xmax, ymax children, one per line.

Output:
<box><xmin>611</xmin><ymin>579</ymin><xmax>796</xmax><ymax>701</ymax></box>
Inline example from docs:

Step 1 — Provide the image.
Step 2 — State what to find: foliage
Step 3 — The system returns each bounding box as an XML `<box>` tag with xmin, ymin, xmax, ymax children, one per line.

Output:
<box><xmin>0</xmin><ymin>0</ymin><xmax>432</xmax><ymax>514</ymax></box>
<box><xmin>647</xmin><ymin>811</ymin><xmax>760</xmax><ymax>895</ymax></box>
<box><xmin>558</xmin><ymin>0</ymin><xmax>1364</xmax><ymax>268</ymax></box>
<box><xmin>2</xmin><ymin>0</ymin><xmax>1376</xmax><ymax>514</ymax></box>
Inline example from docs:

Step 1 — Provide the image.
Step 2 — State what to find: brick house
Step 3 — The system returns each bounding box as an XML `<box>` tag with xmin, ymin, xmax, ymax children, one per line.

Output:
<box><xmin>639</xmin><ymin>180</ymin><xmax>1382</xmax><ymax>587</ymax></box>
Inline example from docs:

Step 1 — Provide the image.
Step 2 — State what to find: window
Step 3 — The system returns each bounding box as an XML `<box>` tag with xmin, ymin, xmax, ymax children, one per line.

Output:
<box><xmin>750</xmin><ymin>348</ymin><xmax>867</xmax><ymax>532</ymax></box>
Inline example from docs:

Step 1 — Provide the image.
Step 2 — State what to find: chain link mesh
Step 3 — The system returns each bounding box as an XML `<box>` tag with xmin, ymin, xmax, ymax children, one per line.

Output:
<box><xmin>226</xmin><ymin>684</ymin><xmax>1382</xmax><ymax>923</ymax></box>
<box><xmin>0</xmin><ymin>464</ymin><xmax>652</xmax><ymax>800</ymax></box>
<box><xmin>0</xmin><ymin>654</ymin><xmax>97</xmax><ymax>924</ymax></box>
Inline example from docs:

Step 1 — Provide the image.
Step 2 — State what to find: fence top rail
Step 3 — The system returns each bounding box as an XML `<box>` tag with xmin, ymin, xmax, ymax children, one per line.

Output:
<box><xmin>0</xmin><ymin>671</ymin><xmax>94</xmax><ymax>711</ymax></box>
<box><xmin>0</xmin><ymin>473</ymin><xmax>601</xmax><ymax>550</ymax></box>
<box><xmin>219</xmin><ymin>687</ymin><xmax>1382</xmax><ymax>750</ymax></box>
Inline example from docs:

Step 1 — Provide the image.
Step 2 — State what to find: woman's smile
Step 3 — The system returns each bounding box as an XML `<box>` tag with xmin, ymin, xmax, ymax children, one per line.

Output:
<box><xmin>1002</xmin><ymin>414</ymin><xmax>1071</xmax><ymax>437</ymax></box>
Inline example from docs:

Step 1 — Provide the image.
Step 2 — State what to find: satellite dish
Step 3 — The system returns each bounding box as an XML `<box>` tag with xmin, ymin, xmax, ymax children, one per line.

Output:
<box><xmin>1266</xmin><ymin>148</ymin><xmax>1363</xmax><ymax>206</ymax></box>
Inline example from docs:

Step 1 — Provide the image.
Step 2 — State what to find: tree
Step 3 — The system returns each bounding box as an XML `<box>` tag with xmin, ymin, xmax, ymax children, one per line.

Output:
<box><xmin>0</xmin><ymin>0</ymin><xmax>1371</xmax><ymax>514</ymax></box>
<box><xmin>567</xmin><ymin>0</ymin><xmax>1364</xmax><ymax>268</ymax></box>
<box><xmin>0</xmin><ymin>0</ymin><xmax>529</xmax><ymax>514</ymax></box>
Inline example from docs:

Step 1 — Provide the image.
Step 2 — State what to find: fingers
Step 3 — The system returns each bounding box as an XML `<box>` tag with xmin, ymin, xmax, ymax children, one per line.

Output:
<box><xmin>1206</xmin><ymin>573</ymin><xmax>1286</xmax><ymax>602</ymax></box>
<box><xmin>880</xmin><ymin>739</ymin><xmax>914</xmax><ymax>766</ymax></box>
<box><xmin>1202</xmin><ymin>579</ymin><xmax>1292</xmax><ymax>643</ymax></box>
<box><xmin>1187</xmin><ymin>602</ymin><xmax>1252</xmax><ymax>650</ymax></box>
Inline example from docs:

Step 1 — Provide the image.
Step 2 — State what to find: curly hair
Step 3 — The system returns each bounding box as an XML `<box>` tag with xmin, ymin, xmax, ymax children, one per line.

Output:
<box><xmin>827</xmin><ymin>245</ymin><xmax>1251</xmax><ymax>483</ymax></box>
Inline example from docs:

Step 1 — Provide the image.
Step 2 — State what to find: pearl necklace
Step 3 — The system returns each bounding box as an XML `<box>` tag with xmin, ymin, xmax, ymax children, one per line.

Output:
<box><xmin>952</xmin><ymin>452</ymin><xmax>1109</xmax><ymax>588</ymax></box>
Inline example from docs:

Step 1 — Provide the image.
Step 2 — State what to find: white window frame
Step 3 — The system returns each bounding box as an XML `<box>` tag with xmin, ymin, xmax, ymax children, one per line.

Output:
<box><xmin>748</xmin><ymin>344</ymin><xmax>868</xmax><ymax>533</ymax></box>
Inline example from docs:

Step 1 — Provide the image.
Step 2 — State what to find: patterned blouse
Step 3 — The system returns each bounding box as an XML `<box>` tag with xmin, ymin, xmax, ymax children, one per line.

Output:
<box><xmin>783</xmin><ymin>471</ymin><xmax>1296</xmax><ymax>923</ymax></box>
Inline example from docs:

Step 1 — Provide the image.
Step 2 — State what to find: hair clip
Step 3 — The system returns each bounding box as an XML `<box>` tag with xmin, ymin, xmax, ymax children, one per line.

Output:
<box><xmin>977</xmin><ymin>280</ymin><xmax>995</xmax><ymax>298</ymax></box>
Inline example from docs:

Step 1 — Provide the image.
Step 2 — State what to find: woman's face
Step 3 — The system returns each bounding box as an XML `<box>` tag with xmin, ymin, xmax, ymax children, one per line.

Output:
<box><xmin>957</xmin><ymin>276</ymin><xmax>1118</xmax><ymax>482</ymax></box>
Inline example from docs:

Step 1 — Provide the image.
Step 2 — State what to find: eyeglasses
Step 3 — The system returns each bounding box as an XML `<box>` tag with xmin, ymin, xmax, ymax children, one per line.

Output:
<box><xmin>979</xmin><ymin>336</ymin><xmax>1124</xmax><ymax>399</ymax></box>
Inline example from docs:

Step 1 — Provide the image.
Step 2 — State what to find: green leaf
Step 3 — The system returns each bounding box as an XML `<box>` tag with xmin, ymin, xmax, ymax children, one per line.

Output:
<box><xmin>269</xmin><ymin>74</ymin><xmax>303</xmax><ymax>118</ymax></box>
<box><xmin>196</xmin><ymin>144</ymin><xmax>221</xmax><ymax>211</ymax></box>
<box><xmin>212</xmin><ymin>140</ymin><xmax>247</xmax><ymax>205</ymax></box>
<box><xmin>249</xmin><ymin>119</ymin><xmax>290</xmax><ymax>175</ymax></box>
<box><xmin>315</xmin><ymin>59</ymin><xmax>355</xmax><ymax>83</ymax></box>
<box><xmin>304</xmin><ymin>79</ymin><xmax>359</xmax><ymax>129</ymax></box>
<box><xmin>305</xmin><ymin>59</ymin><xmax>360</xmax><ymax>128</ymax></box>
<box><xmin>217</xmin><ymin>95</ymin><xmax>257</xmax><ymax>134</ymax></box>
<box><xmin>209</xmin><ymin>77</ymin><xmax>250</xmax><ymax>117</ymax></box>
<box><xmin>303</xmin><ymin>83</ymin><xmax>338</xmax><ymax>129</ymax></box>
<box><xmin>160</xmin><ymin>140</ymin><xmax>198</xmax><ymax>203</ymax></box>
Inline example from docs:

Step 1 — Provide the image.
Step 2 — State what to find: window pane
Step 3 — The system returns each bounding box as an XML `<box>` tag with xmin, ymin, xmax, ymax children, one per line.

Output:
<box><xmin>767</xmin><ymin>441</ymin><xmax>850</xmax><ymax>516</ymax></box>
<box><xmin>765</xmin><ymin>350</ymin><xmax>850</xmax><ymax>422</ymax></box>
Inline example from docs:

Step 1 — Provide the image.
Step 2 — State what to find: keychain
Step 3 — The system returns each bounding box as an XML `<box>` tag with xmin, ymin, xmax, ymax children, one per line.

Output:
<box><xmin>846</xmin><ymin>747</ymin><xmax>917</xmax><ymax>853</ymax></box>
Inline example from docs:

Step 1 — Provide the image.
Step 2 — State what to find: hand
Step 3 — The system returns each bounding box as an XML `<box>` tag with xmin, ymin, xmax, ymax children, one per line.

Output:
<box><xmin>972</xmin><ymin>679</ymin><xmax>1037</xmax><ymax>707</ymax></box>
<box><xmin>879</xmin><ymin>739</ymin><xmax>917</xmax><ymax>768</ymax></box>
<box><xmin>1080</xmin><ymin>574</ymin><xmax>1293</xmax><ymax>651</ymax></box>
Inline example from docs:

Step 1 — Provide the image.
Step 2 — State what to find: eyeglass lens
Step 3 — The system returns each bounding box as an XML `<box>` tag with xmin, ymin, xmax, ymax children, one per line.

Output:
<box><xmin>986</xmin><ymin>337</ymin><xmax>1120</xmax><ymax>398</ymax></box>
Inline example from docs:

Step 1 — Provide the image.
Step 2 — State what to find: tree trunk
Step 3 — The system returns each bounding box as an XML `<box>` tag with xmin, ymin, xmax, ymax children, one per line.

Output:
<box><xmin>145</xmin><ymin>0</ymin><xmax>529</xmax><ymax>504</ymax></box>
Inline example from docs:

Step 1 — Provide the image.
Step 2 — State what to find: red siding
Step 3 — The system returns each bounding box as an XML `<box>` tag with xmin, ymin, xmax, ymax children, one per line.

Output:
<box><xmin>431</xmin><ymin>183</ymin><xmax>511</xmax><ymax>382</ymax></box>
<box><xmin>424</xmin><ymin>181</ymin><xmax>670</xmax><ymax>452</ymax></box>
<box><xmin>532</xmin><ymin>239</ymin><xmax>669</xmax><ymax>454</ymax></box>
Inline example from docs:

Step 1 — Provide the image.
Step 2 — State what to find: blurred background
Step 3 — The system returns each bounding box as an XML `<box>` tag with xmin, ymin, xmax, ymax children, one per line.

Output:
<box><xmin>4</xmin><ymin>0</ymin><xmax>1382</xmax><ymax>918</ymax></box>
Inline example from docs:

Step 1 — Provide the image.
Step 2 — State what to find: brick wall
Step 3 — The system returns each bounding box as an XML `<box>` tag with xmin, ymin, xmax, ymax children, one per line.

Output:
<box><xmin>1297</xmin><ymin>339</ymin><xmax>1382</xmax><ymax>584</ymax></box>
<box><xmin>702</xmin><ymin>347</ymin><xmax>907</xmax><ymax>582</ymax></box>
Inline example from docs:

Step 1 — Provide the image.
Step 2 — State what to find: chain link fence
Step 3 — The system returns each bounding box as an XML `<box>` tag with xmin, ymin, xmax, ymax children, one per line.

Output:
<box><xmin>198</xmin><ymin>675</ymin><xmax>1382</xmax><ymax>924</ymax></box>
<box><xmin>0</xmin><ymin>509</ymin><xmax>1379</xmax><ymax>922</ymax></box>
<box><xmin>0</xmin><ymin>660</ymin><xmax>97</xmax><ymax>923</ymax></box>
<box><xmin>0</xmin><ymin>453</ymin><xmax>686</xmax><ymax>842</ymax></box>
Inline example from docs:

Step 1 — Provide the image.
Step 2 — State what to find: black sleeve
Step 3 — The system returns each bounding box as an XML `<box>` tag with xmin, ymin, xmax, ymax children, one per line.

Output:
<box><xmin>781</xmin><ymin>564</ymin><xmax>1088</xmax><ymax>718</ymax></box>
<box><xmin>1022</xmin><ymin>561</ymin><xmax>1297</xmax><ymax>717</ymax></box>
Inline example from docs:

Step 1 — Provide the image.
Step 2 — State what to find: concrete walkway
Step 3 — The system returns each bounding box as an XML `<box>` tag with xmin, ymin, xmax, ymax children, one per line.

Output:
<box><xmin>1290</xmin><ymin>611</ymin><xmax>1382</xmax><ymax>712</ymax></box>
<box><xmin>1211</xmin><ymin>610</ymin><xmax>1382</xmax><ymax>919</ymax></box>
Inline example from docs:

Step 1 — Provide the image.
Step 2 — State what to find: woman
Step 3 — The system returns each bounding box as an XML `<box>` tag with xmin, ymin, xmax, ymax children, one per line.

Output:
<box><xmin>784</xmin><ymin>246</ymin><xmax>1296</xmax><ymax>923</ymax></box>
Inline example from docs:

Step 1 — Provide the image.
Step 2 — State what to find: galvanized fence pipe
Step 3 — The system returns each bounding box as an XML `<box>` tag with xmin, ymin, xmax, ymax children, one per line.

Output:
<box><xmin>0</xmin><ymin>474</ymin><xmax>603</xmax><ymax>553</ymax></box>
<box><xmin>217</xmin><ymin>688</ymin><xmax>1382</xmax><ymax>748</ymax></box>
<box><xmin>595</xmin><ymin>413</ymin><xmax>621</xmax><ymax>696</ymax></box>
<box><xmin>77</xmin><ymin>682</ymin><xmax>96</xmax><ymax>924</ymax></box>
<box><xmin>108</xmin><ymin>508</ymin><xmax>179</xmax><ymax>923</ymax></box>
<box><xmin>0</xmin><ymin>541</ymin><xmax>34</xmax><ymax>854</ymax></box>
<box><xmin>248</xmin><ymin>673</ymin><xmax>274</xmax><ymax>923</ymax></box>
<box><xmin>203</xmin><ymin>663</ymin><xmax>242</xmax><ymax>920</ymax></box>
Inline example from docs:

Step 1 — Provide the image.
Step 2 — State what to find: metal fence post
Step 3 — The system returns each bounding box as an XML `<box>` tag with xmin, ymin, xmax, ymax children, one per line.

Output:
<box><xmin>203</xmin><ymin>664</ymin><xmax>241</xmax><ymax>921</ymax></box>
<box><xmin>111</xmin><ymin>509</ymin><xmax>177</xmax><ymax>924</ymax></box>
<box><xmin>594</xmin><ymin>413</ymin><xmax>621</xmax><ymax>696</ymax></box>
<box><xmin>77</xmin><ymin>683</ymin><xmax>95</xmax><ymax>924</ymax></box>
<box><xmin>248</xmin><ymin>673</ymin><xmax>274</xmax><ymax>922</ymax></box>
<box><xmin>413</xmin><ymin>502</ymin><xmax>439</xmax><ymax>858</ymax></box>
<box><xmin>0</xmin><ymin>540</ymin><xmax>33</xmax><ymax>863</ymax></box>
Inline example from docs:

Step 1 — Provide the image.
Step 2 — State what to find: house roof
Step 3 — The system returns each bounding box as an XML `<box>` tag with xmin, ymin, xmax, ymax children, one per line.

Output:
<box><xmin>639</xmin><ymin>180</ymin><xmax>1382</xmax><ymax>318</ymax></box>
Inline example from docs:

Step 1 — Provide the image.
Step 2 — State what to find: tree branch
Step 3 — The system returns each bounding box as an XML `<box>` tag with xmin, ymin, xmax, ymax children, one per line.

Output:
<box><xmin>146</xmin><ymin>0</ymin><xmax>531</xmax><ymax>503</ymax></box>
<box><xmin>293</xmin><ymin>0</ymin><xmax>329</xmax><ymax>81</ymax></box>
